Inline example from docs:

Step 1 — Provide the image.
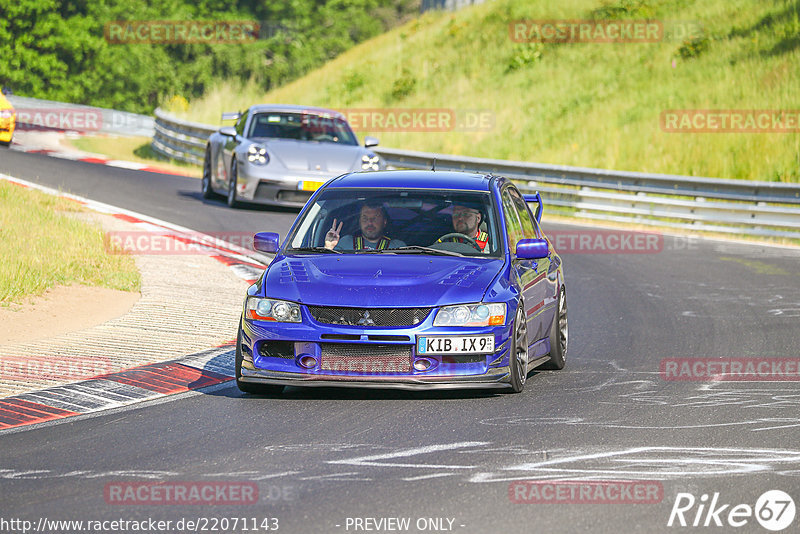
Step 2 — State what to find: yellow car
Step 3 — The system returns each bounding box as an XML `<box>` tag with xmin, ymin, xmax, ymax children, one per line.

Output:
<box><xmin>0</xmin><ymin>93</ymin><xmax>15</xmax><ymax>146</ymax></box>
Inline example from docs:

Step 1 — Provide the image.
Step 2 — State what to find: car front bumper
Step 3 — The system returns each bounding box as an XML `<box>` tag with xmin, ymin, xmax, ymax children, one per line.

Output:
<box><xmin>239</xmin><ymin>313</ymin><xmax>515</xmax><ymax>391</ymax></box>
<box><xmin>236</xmin><ymin>164</ymin><xmax>342</xmax><ymax>207</ymax></box>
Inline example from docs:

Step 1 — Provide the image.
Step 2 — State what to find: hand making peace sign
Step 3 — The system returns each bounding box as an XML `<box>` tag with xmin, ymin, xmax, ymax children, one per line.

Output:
<box><xmin>324</xmin><ymin>218</ymin><xmax>343</xmax><ymax>250</ymax></box>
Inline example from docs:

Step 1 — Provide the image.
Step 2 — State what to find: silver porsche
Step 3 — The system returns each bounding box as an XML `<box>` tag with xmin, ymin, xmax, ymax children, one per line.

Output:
<box><xmin>201</xmin><ymin>104</ymin><xmax>384</xmax><ymax>208</ymax></box>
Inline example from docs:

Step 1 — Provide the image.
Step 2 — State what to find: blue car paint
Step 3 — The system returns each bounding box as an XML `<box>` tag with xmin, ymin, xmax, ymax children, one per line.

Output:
<box><xmin>237</xmin><ymin>170</ymin><xmax>564</xmax><ymax>390</ymax></box>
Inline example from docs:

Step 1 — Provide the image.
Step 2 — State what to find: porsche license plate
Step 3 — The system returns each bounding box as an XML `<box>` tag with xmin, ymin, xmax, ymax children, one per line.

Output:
<box><xmin>298</xmin><ymin>180</ymin><xmax>325</xmax><ymax>191</ymax></box>
<box><xmin>417</xmin><ymin>335</ymin><xmax>494</xmax><ymax>355</ymax></box>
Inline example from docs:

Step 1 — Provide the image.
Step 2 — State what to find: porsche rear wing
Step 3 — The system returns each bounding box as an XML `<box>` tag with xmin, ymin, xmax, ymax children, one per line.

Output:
<box><xmin>523</xmin><ymin>193</ymin><xmax>543</xmax><ymax>224</ymax></box>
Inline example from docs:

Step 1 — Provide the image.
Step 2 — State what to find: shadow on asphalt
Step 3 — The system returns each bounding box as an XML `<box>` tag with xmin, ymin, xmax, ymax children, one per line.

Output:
<box><xmin>200</xmin><ymin>369</ymin><xmax>547</xmax><ymax>402</ymax></box>
<box><xmin>207</xmin><ymin>384</ymin><xmax>505</xmax><ymax>401</ymax></box>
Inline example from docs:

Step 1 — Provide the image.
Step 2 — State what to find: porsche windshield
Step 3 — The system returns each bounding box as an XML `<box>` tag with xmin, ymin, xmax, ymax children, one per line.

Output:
<box><xmin>286</xmin><ymin>188</ymin><xmax>503</xmax><ymax>257</ymax></box>
<box><xmin>248</xmin><ymin>112</ymin><xmax>358</xmax><ymax>145</ymax></box>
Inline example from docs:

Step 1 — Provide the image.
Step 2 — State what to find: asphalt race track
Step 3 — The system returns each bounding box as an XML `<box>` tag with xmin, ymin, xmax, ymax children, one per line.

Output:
<box><xmin>2</xmin><ymin>149</ymin><xmax>800</xmax><ymax>533</ymax></box>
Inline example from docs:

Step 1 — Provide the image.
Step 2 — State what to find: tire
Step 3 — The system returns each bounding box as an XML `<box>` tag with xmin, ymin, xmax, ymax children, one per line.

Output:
<box><xmin>507</xmin><ymin>304</ymin><xmax>529</xmax><ymax>393</ymax></box>
<box><xmin>542</xmin><ymin>286</ymin><xmax>568</xmax><ymax>370</ymax></box>
<box><xmin>226</xmin><ymin>158</ymin><xmax>242</xmax><ymax>208</ymax></box>
<box><xmin>201</xmin><ymin>147</ymin><xmax>217</xmax><ymax>199</ymax></box>
<box><xmin>235</xmin><ymin>329</ymin><xmax>284</xmax><ymax>395</ymax></box>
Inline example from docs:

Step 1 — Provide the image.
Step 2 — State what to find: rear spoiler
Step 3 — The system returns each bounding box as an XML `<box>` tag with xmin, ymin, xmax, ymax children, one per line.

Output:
<box><xmin>523</xmin><ymin>193</ymin><xmax>543</xmax><ymax>224</ymax></box>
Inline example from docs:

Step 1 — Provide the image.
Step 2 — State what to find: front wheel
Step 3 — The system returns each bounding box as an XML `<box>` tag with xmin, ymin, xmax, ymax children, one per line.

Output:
<box><xmin>201</xmin><ymin>146</ymin><xmax>217</xmax><ymax>199</ymax></box>
<box><xmin>235</xmin><ymin>330</ymin><xmax>284</xmax><ymax>395</ymax></box>
<box><xmin>507</xmin><ymin>304</ymin><xmax>529</xmax><ymax>393</ymax></box>
<box><xmin>542</xmin><ymin>287</ymin><xmax>568</xmax><ymax>370</ymax></box>
<box><xmin>227</xmin><ymin>159</ymin><xmax>242</xmax><ymax>208</ymax></box>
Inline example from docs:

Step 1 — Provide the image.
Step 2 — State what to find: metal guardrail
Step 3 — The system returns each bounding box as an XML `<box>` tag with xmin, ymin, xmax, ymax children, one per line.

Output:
<box><xmin>152</xmin><ymin>108</ymin><xmax>217</xmax><ymax>165</ymax></box>
<box><xmin>152</xmin><ymin>108</ymin><xmax>800</xmax><ymax>239</ymax></box>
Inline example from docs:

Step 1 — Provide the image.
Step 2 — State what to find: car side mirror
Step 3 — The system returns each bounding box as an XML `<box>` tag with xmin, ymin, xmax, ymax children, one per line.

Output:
<box><xmin>516</xmin><ymin>238</ymin><xmax>549</xmax><ymax>259</ymax></box>
<box><xmin>254</xmin><ymin>232</ymin><xmax>280</xmax><ymax>253</ymax></box>
<box><xmin>219</xmin><ymin>126</ymin><xmax>237</xmax><ymax>138</ymax></box>
<box><xmin>364</xmin><ymin>136</ymin><xmax>379</xmax><ymax>148</ymax></box>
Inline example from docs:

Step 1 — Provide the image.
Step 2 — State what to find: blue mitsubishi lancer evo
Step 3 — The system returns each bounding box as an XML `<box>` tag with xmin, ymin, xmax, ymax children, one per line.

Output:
<box><xmin>236</xmin><ymin>170</ymin><xmax>567</xmax><ymax>393</ymax></box>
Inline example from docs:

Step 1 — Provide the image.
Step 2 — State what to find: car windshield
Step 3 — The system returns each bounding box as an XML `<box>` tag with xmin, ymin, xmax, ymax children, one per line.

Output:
<box><xmin>286</xmin><ymin>188</ymin><xmax>503</xmax><ymax>257</ymax></box>
<box><xmin>248</xmin><ymin>112</ymin><xmax>358</xmax><ymax>145</ymax></box>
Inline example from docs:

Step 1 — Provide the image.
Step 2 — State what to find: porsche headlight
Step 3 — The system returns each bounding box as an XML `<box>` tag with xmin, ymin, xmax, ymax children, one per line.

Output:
<box><xmin>433</xmin><ymin>303</ymin><xmax>506</xmax><ymax>327</ymax></box>
<box><xmin>246</xmin><ymin>297</ymin><xmax>301</xmax><ymax>322</ymax></box>
<box><xmin>361</xmin><ymin>153</ymin><xmax>380</xmax><ymax>171</ymax></box>
<box><xmin>247</xmin><ymin>144</ymin><xmax>269</xmax><ymax>165</ymax></box>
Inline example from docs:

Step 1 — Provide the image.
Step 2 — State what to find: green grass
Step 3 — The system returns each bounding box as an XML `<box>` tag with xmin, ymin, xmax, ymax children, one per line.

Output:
<box><xmin>177</xmin><ymin>0</ymin><xmax>800</xmax><ymax>182</ymax></box>
<box><xmin>0</xmin><ymin>181</ymin><xmax>141</xmax><ymax>304</ymax></box>
<box><xmin>66</xmin><ymin>136</ymin><xmax>202</xmax><ymax>177</ymax></box>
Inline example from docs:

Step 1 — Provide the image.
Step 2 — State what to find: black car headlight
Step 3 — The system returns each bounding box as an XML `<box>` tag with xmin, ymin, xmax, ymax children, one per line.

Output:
<box><xmin>433</xmin><ymin>303</ymin><xmax>506</xmax><ymax>327</ymax></box>
<box><xmin>246</xmin><ymin>297</ymin><xmax>301</xmax><ymax>322</ymax></box>
<box><xmin>247</xmin><ymin>144</ymin><xmax>269</xmax><ymax>165</ymax></box>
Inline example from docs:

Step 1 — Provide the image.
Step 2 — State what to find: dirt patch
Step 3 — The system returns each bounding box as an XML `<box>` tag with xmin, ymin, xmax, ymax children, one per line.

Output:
<box><xmin>0</xmin><ymin>285</ymin><xmax>140</xmax><ymax>345</ymax></box>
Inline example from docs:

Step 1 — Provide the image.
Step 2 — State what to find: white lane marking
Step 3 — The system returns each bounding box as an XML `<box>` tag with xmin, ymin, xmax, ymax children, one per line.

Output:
<box><xmin>402</xmin><ymin>473</ymin><xmax>456</xmax><ymax>481</ymax></box>
<box><xmin>204</xmin><ymin>470</ymin><xmax>301</xmax><ymax>480</ymax></box>
<box><xmin>465</xmin><ymin>446</ymin><xmax>800</xmax><ymax>482</ymax></box>
<box><xmin>0</xmin><ymin>469</ymin><xmax>178</xmax><ymax>480</ymax></box>
<box><xmin>328</xmin><ymin>442</ymin><xmax>489</xmax><ymax>469</ymax></box>
<box><xmin>480</xmin><ymin>415</ymin><xmax>800</xmax><ymax>432</ymax></box>
<box><xmin>106</xmin><ymin>160</ymin><xmax>147</xmax><ymax>170</ymax></box>
<box><xmin>251</xmin><ymin>471</ymin><xmax>303</xmax><ymax>481</ymax></box>
<box><xmin>298</xmin><ymin>472</ymin><xmax>371</xmax><ymax>481</ymax></box>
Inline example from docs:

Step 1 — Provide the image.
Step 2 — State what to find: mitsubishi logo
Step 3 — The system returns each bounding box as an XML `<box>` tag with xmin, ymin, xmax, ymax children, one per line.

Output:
<box><xmin>357</xmin><ymin>310</ymin><xmax>376</xmax><ymax>326</ymax></box>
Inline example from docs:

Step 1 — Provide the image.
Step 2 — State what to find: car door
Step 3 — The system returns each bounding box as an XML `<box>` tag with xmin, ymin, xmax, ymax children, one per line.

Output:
<box><xmin>502</xmin><ymin>186</ymin><xmax>551</xmax><ymax>345</ymax></box>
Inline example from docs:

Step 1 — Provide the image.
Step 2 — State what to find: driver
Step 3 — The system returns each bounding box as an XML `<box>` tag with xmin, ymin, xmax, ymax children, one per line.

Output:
<box><xmin>324</xmin><ymin>202</ymin><xmax>406</xmax><ymax>251</ymax></box>
<box><xmin>437</xmin><ymin>201</ymin><xmax>489</xmax><ymax>252</ymax></box>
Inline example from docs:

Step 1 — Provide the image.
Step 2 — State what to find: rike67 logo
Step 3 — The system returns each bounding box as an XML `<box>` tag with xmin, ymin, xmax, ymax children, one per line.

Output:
<box><xmin>668</xmin><ymin>490</ymin><xmax>796</xmax><ymax>531</ymax></box>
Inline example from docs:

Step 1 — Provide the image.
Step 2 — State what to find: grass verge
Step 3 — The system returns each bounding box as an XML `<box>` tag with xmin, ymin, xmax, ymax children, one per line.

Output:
<box><xmin>0</xmin><ymin>180</ymin><xmax>141</xmax><ymax>305</ymax></box>
<box><xmin>64</xmin><ymin>135</ymin><xmax>202</xmax><ymax>178</ymax></box>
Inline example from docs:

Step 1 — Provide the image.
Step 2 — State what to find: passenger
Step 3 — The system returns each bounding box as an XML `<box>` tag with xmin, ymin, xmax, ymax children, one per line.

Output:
<box><xmin>324</xmin><ymin>202</ymin><xmax>407</xmax><ymax>251</ymax></box>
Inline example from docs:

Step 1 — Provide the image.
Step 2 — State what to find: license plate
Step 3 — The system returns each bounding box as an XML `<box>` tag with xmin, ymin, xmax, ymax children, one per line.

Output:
<box><xmin>297</xmin><ymin>180</ymin><xmax>325</xmax><ymax>191</ymax></box>
<box><xmin>417</xmin><ymin>335</ymin><xmax>494</xmax><ymax>355</ymax></box>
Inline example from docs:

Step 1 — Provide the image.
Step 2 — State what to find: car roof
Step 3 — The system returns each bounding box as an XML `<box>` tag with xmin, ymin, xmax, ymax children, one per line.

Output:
<box><xmin>248</xmin><ymin>104</ymin><xmax>345</xmax><ymax>119</ymax></box>
<box><xmin>327</xmin><ymin>170</ymin><xmax>493</xmax><ymax>192</ymax></box>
